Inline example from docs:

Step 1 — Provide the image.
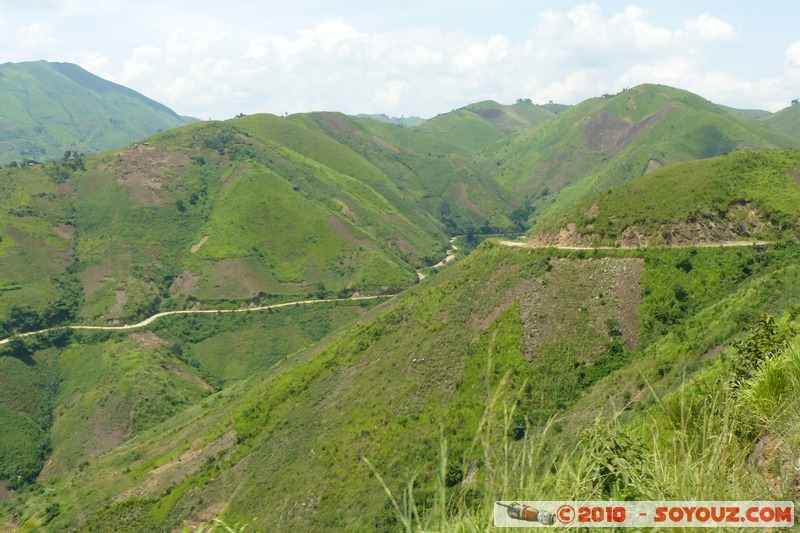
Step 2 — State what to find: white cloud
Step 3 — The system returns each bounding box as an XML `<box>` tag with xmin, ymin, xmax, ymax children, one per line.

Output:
<box><xmin>121</xmin><ymin>45</ymin><xmax>162</xmax><ymax>82</ymax></box>
<box><xmin>15</xmin><ymin>23</ymin><xmax>58</xmax><ymax>52</ymax></box>
<box><xmin>786</xmin><ymin>41</ymin><xmax>800</xmax><ymax>77</ymax></box>
<box><xmin>683</xmin><ymin>13</ymin><xmax>736</xmax><ymax>42</ymax></box>
<box><xmin>2</xmin><ymin>2</ymin><xmax>798</xmax><ymax>117</ymax></box>
<box><xmin>532</xmin><ymin>3</ymin><xmax>677</xmax><ymax>65</ymax></box>
<box><xmin>452</xmin><ymin>35</ymin><xmax>509</xmax><ymax>72</ymax></box>
<box><xmin>372</xmin><ymin>80</ymin><xmax>408</xmax><ymax>108</ymax></box>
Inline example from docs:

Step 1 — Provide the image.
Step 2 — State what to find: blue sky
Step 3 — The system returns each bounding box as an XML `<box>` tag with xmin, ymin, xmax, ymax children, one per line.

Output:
<box><xmin>1</xmin><ymin>1</ymin><xmax>798</xmax><ymax>119</ymax></box>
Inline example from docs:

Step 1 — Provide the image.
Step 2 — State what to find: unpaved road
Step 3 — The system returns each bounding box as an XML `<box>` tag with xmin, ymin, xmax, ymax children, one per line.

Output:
<box><xmin>1</xmin><ymin>239</ymin><xmax>775</xmax><ymax>346</ymax></box>
<box><xmin>417</xmin><ymin>236</ymin><xmax>459</xmax><ymax>280</ymax></box>
<box><xmin>0</xmin><ymin>295</ymin><xmax>392</xmax><ymax>346</ymax></box>
<box><xmin>498</xmin><ymin>239</ymin><xmax>772</xmax><ymax>250</ymax></box>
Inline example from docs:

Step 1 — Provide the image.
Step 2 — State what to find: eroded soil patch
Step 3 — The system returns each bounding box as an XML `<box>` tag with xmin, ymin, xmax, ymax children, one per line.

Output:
<box><xmin>451</xmin><ymin>182</ymin><xmax>486</xmax><ymax>216</ymax></box>
<box><xmin>114</xmin><ymin>145</ymin><xmax>190</xmax><ymax>206</ymax></box>
<box><xmin>519</xmin><ymin>257</ymin><xmax>643</xmax><ymax>359</ymax></box>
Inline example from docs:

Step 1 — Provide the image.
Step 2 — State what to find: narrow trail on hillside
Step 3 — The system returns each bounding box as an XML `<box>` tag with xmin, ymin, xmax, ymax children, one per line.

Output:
<box><xmin>0</xmin><ymin>295</ymin><xmax>393</xmax><ymax>346</ymax></box>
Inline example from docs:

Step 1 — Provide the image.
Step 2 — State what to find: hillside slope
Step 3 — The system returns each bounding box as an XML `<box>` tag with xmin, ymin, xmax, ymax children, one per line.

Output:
<box><xmin>529</xmin><ymin>150</ymin><xmax>800</xmax><ymax>247</ymax></box>
<box><xmin>0</xmin><ymin>116</ymin><xmax>458</xmax><ymax>335</ymax></box>
<box><xmin>290</xmin><ymin>112</ymin><xmax>520</xmax><ymax>231</ymax></box>
<box><xmin>416</xmin><ymin>100</ymin><xmax>558</xmax><ymax>153</ymax></box>
<box><xmin>7</xmin><ymin>239</ymin><xmax>800</xmax><ymax>530</ymax></box>
<box><xmin>0</xmin><ymin>61</ymin><xmax>195</xmax><ymax>165</ymax></box>
<box><xmin>763</xmin><ymin>103</ymin><xmax>800</xmax><ymax>138</ymax></box>
<box><xmin>479</xmin><ymin>84</ymin><xmax>800</xmax><ymax>221</ymax></box>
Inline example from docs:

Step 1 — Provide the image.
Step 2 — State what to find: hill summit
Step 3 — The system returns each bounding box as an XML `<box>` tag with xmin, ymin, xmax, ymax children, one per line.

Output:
<box><xmin>0</xmin><ymin>61</ymin><xmax>196</xmax><ymax>165</ymax></box>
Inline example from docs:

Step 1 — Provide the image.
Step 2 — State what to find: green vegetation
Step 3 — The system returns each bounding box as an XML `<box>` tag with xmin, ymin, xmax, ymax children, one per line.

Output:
<box><xmin>532</xmin><ymin>150</ymin><xmax>800</xmax><ymax>246</ymax></box>
<box><xmin>479</xmin><ymin>84</ymin><xmax>800</xmax><ymax>222</ymax></box>
<box><xmin>717</xmin><ymin>104</ymin><xmax>773</xmax><ymax>120</ymax></box>
<box><xmin>6</xmin><ymin>81</ymin><xmax>800</xmax><ymax>531</ymax></box>
<box><xmin>356</xmin><ymin>114</ymin><xmax>426</xmax><ymax>128</ymax></box>
<box><xmin>151</xmin><ymin>298</ymin><xmax>382</xmax><ymax>384</ymax></box>
<box><xmin>0</xmin><ymin>61</ymin><xmax>195</xmax><ymax>166</ymax></box>
<box><xmin>418</xmin><ymin>99</ymin><xmax>555</xmax><ymax>153</ymax></box>
<box><xmin>6</xmin><ymin>238</ymin><xmax>800</xmax><ymax>530</ymax></box>
<box><xmin>763</xmin><ymin>102</ymin><xmax>800</xmax><ymax>138</ymax></box>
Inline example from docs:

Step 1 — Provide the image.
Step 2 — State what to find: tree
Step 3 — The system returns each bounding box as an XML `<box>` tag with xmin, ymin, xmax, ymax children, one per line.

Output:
<box><xmin>462</xmin><ymin>221</ymin><xmax>476</xmax><ymax>244</ymax></box>
<box><xmin>792</xmin><ymin>98</ymin><xmax>799</xmax><ymax>106</ymax></box>
<box><xmin>8</xmin><ymin>304</ymin><xmax>43</xmax><ymax>333</ymax></box>
<box><xmin>510</xmin><ymin>207</ymin><xmax>530</xmax><ymax>231</ymax></box>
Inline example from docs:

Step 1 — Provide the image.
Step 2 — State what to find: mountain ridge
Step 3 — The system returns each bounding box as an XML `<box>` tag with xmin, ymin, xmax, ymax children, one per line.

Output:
<box><xmin>477</xmin><ymin>84</ymin><xmax>800</xmax><ymax>223</ymax></box>
<box><xmin>0</xmin><ymin>60</ymin><xmax>196</xmax><ymax>165</ymax></box>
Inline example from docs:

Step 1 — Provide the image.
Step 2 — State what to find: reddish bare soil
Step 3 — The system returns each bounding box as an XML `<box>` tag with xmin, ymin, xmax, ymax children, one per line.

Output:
<box><xmin>451</xmin><ymin>181</ymin><xmax>486</xmax><ymax>216</ymax></box>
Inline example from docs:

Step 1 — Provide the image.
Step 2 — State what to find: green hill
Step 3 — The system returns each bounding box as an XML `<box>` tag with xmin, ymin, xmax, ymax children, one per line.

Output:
<box><xmin>717</xmin><ymin>104</ymin><xmax>772</xmax><ymax>120</ymax></box>
<box><xmin>417</xmin><ymin>99</ymin><xmax>558</xmax><ymax>153</ymax></box>
<box><xmin>6</xmin><ymin>236</ymin><xmax>800</xmax><ymax>530</ymax></box>
<box><xmin>291</xmin><ymin>111</ymin><xmax>521</xmax><ymax>232</ymax></box>
<box><xmin>763</xmin><ymin>103</ymin><xmax>800</xmax><ymax>138</ymax></box>
<box><xmin>0</xmin><ymin>61</ymin><xmax>196</xmax><ymax>165</ymax></box>
<box><xmin>357</xmin><ymin>114</ymin><xmax>426</xmax><ymax>128</ymax></box>
<box><xmin>7</xmin><ymin>85</ymin><xmax>800</xmax><ymax>531</ymax></box>
<box><xmin>0</xmin><ymin>115</ymin><xmax>458</xmax><ymax>336</ymax></box>
<box><xmin>529</xmin><ymin>149</ymin><xmax>800</xmax><ymax>247</ymax></box>
<box><xmin>479</xmin><ymin>84</ymin><xmax>800</xmax><ymax>222</ymax></box>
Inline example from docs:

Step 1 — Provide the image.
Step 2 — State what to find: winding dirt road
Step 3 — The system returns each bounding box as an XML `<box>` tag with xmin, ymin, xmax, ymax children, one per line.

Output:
<box><xmin>0</xmin><ymin>295</ymin><xmax>392</xmax><ymax>346</ymax></box>
<box><xmin>0</xmin><ymin>238</ymin><xmax>775</xmax><ymax>346</ymax></box>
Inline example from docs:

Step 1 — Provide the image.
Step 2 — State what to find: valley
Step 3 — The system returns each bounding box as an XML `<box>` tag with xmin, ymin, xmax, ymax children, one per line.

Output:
<box><xmin>1</xmin><ymin>70</ymin><xmax>800</xmax><ymax>531</ymax></box>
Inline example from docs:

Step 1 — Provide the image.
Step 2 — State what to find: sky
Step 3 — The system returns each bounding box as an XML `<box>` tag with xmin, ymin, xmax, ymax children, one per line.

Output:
<box><xmin>1</xmin><ymin>0</ymin><xmax>799</xmax><ymax>120</ymax></box>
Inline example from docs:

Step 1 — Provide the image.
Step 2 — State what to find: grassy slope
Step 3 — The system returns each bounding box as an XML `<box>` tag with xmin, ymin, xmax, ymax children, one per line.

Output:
<box><xmin>416</xmin><ymin>100</ymin><xmax>556</xmax><ymax>153</ymax></box>
<box><xmin>0</xmin><ymin>114</ymin><xmax>460</xmax><ymax>331</ymax></box>
<box><xmin>0</xmin><ymin>164</ymin><xmax>74</xmax><ymax>327</ymax></box>
<box><xmin>0</xmin><ymin>299</ymin><xmax>381</xmax><ymax>507</ymax></box>
<box><xmin>763</xmin><ymin>104</ymin><xmax>800</xmax><ymax>137</ymax></box>
<box><xmin>9</xmin><ymin>239</ymin><xmax>800</xmax><ymax>531</ymax></box>
<box><xmin>479</xmin><ymin>84</ymin><xmax>800</xmax><ymax>221</ymax></box>
<box><xmin>530</xmin><ymin>149</ymin><xmax>800</xmax><ymax>246</ymax></box>
<box><xmin>0</xmin><ymin>61</ymin><xmax>195</xmax><ymax>165</ymax></box>
<box><xmin>295</xmin><ymin>112</ymin><xmax>520</xmax><ymax>231</ymax></box>
<box><xmin>717</xmin><ymin>104</ymin><xmax>772</xmax><ymax>120</ymax></box>
<box><xmin>447</xmin><ymin>258</ymin><xmax>800</xmax><ymax>530</ymax></box>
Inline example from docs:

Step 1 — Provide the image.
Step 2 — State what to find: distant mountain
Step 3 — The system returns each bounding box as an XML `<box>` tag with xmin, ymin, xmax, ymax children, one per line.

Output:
<box><xmin>0</xmin><ymin>61</ymin><xmax>196</xmax><ymax>165</ymax></box>
<box><xmin>417</xmin><ymin>99</ymin><xmax>560</xmax><ymax>152</ymax></box>
<box><xmin>357</xmin><ymin>113</ymin><xmax>426</xmax><ymax>127</ymax></box>
<box><xmin>477</xmin><ymin>84</ymin><xmax>800</xmax><ymax>221</ymax></box>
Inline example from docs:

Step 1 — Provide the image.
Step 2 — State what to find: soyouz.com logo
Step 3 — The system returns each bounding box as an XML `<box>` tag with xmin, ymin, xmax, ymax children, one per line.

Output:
<box><xmin>494</xmin><ymin>501</ymin><xmax>794</xmax><ymax>528</ymax></box>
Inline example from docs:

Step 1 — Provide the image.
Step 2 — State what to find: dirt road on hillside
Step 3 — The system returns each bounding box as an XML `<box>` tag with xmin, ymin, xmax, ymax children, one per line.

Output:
<box><xmin>498</xmin><ymin>239</ymin><xmax>772</xmax><ymax>250</ymax></box>
<box><xmin>0</xmin><ymin>295</ymin><xmax>392</xmax><ymax>346</ymax></box>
